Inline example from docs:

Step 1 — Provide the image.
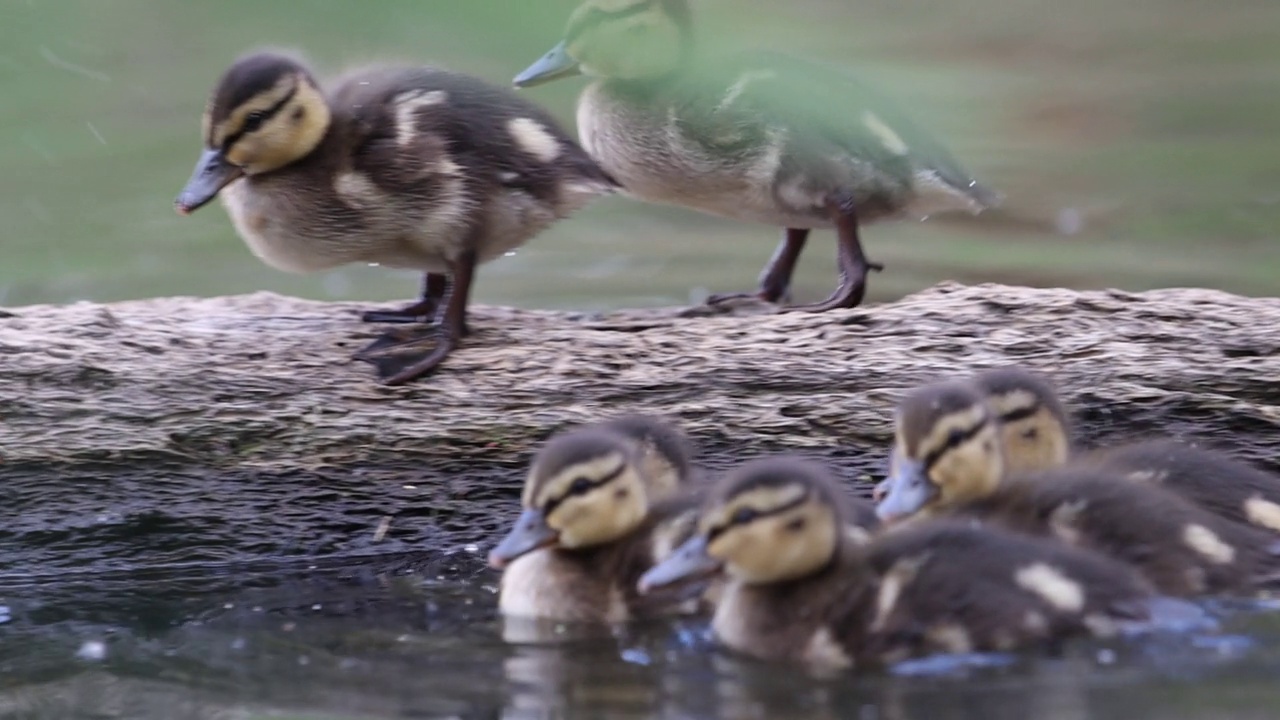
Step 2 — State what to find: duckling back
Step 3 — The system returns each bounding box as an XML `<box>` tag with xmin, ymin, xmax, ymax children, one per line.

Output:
<box><xmin>1078</xmin><ymin>438</ymin><xmax>1280</xmax><ymax>535</ymax></box>
<box><xmin>951</xmin><ymin>467</ymin><xmax>1280</xmax><ymax>596</ymax></box>
<box><xmin>853</xmin><ymin>519</ymin><xmax>1154</xmax><ymax>664</ymax></box>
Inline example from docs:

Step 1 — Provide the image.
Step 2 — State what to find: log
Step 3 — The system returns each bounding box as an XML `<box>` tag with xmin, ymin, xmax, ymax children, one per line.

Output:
<box><xmin>4</xmin><ymin>282</ymin><xmax>1280</xmax><ymax>578</ymax></box>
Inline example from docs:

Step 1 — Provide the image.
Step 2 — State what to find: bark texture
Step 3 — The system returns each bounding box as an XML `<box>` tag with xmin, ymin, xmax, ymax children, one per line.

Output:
<box><xmin>3</xmin><ymin>282</ymin><xmax>1279</xmax><ymax>574</ymax></box>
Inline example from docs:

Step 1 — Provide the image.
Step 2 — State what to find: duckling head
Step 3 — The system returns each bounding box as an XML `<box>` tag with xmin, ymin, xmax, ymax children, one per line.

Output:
<box><xmin>639</xmin><ymin>457</ymin><xmax>845</xmax><ymax>593</ymax></box>
<box><xmin>972</xmin><ymin>366</ymin><xmax>1071</xmax><ymax>476</ymax></box>
<box><xmin>598</xmin><ymin>414</ymin><xmax>694</xmax><ymax>500</ymax></box>
<box><xmin>488</xmin><ymin>428</ymin><xmax>651</xmax><ymax>568</ymax></box>
<box><xmin>175</xmin><ymin>51</ymin><xmax>331</xmax><ymax>214</ymax></box>
<box><xmin>514</xmin><ymin>0</ymin><xmax>693</xmax><ymax>88</ymax></box>
<box><xmin>876</xmin><ymin>380</ymin><xmax>1005</xmax><ymax>523</ymax></box>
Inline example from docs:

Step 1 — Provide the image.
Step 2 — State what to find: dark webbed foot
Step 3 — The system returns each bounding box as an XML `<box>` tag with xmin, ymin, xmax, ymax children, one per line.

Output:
<box><xmin>352</xmin><ymin>253</ymin><xmax>477</xmax><ymax>386</ymax></box>
<box><xmin>360</xmin><ymin>272</ymin><xmax>449</xmax><ymax>324</ymax></box>
<box><xmin>705</xmin><ymin>228</ymin><xmax>808</xmax><ymax>307</ymax></box>
<box><xmin>784</xmin><ymin>195</ymin><xmax>882</xmax><ymax>313</ymax></box>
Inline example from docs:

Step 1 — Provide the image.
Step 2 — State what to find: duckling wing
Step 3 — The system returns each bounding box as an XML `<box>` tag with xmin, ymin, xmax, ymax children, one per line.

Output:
<box><xmin>674</xmin><ymin>51</ymin><xmax>997</xmax><ymax>208</ymax></box>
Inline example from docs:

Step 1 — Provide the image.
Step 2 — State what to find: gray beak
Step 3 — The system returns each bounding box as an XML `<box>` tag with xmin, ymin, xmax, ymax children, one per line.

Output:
<box><xmin>637</xmin><ymin>535</ymin><xmax>722</xmax><ymax>594</ymax></box>
<box><xmin>875</xmin><ymin>453</ymin><xmax>937</xmax><ymax>522</ymax></box>
<box><xmin>514</xmin><ymin>41</ymin><xmax>582</xmax><ymax>88</ymax></box>
<box><xmin>175</xmin><ymin>148</ymin><xmax>243</xmax><ymax>215</ymax></box>
<box><xmin>489</xmin><ymin>508</ymin><xmax>559</xmax><ymax>569</ymax></box>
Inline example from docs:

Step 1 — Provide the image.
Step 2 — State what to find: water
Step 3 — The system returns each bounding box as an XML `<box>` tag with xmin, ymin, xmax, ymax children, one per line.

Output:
<box><xmin>5</xmin><ymin>558</ymin><xmax>1280</xmax><ymax>719</ymax></box>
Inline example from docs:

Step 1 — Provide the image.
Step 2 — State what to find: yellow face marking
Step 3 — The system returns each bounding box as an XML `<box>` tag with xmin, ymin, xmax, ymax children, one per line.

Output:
<box><xmin>1244</xmin><ymin>496</ymin><xmax>1280</xmax><ymax>532</ymax></box>
<box><xmin>212</xmin><ymin>75</ymin><xmax>297</xmax><ymax>149</ymax></box>
<box><xmin>862</xmin><ymin>111</ymin><xmax>909</xmax><ymax>156</ymax></box>
<box><xmin>1015</xmin><ymin>563</ymin><xmax>1084</xmax><ymax>612</ymax></box>
<box><xmin>699</xmin><ymin>484</ymin><xmax>807</xmax><ymax>535</ymax></box>
<box><xmin>508</xmin><ymin>117</ymin><xmax>562</xmax><ymax>162</ymax></box>
<box><xmin>528</xmin><ymin>452</ymin><xmax>626</xmax><ymax>508</ymax></box>
<box><xmin>1182</xmin><ymin>524</ymin><xmax>1236</xmax><ymax>565</ymax></box>
<box><xmin>915</xmin><ymin>405</ymin><xmax>988</xmax><ymax>461</ymax></box>
<box><xmin>986</xmin><ymin>389</ymin><xmax>1040</xmax><ymax>419</ymax></box>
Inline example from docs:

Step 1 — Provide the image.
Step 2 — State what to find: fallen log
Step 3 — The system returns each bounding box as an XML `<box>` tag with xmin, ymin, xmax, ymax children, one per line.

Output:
<box><xmin>3</xmin><ymin>282</ymin><xmax>1279</xmax><ymax>576</ymax></box>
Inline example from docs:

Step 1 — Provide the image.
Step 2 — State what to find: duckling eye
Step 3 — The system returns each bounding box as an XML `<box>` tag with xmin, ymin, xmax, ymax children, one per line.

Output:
<box><xmin>946</xmin><ymin>428</ymin><xmax>965</xmax><ymax>447</ymax></box>
<box><xmin>731</xmin><ymin>507</ymin><xmax>758</xmax><ymax>525</ymax></box>
<box><xmin>569</xmin><ymin>477</ymin><xmax>593</xmax><ymax>496</ymax></box>
<box><xmin>243</xmin><ymin>111</ymin><xmax>267</xmax><ymax>133</ymax></box>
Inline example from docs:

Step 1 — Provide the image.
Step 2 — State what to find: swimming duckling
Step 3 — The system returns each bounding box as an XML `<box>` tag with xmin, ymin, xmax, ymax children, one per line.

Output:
<box><xmin>488</xmin><ymin>424</ymin><xmax>701</xmax><ymax>622</ymax></box>
<box><xmin>973</xmin><ymin>365</ymin><xmax>1280</xmax><ymax>535</ymax></box>
<box><xmin>514</xmin><ymin>0</ymin><xmax>998</xmax><ymax>311</ymax></box>
<box><xmin>597</xmin><ymin>414</ymin><xmax>697</xmax><ymax>499</ymax></box>
<box><xmin>175</xmin><ymin>50</ymin><xmax>616</xmax><ymax>384</ymax></box>
<box><xmin>638</xmin><ymin>456</ymin><xmax>1154</xmax><ymax>670</ymax></box>
<box><xmin>877</xmin><ymin>380</ymin><xmax>1280</xmax><ymax>596</ymax></box>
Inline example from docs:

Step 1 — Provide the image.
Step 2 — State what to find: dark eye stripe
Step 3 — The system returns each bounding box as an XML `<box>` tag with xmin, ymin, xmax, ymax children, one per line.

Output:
<box><xmin>707</xmin><ymin>493</ymin><xmax>807</xmax><ymax>543</ymax></box>
<box><xmin>997</xmin><ymin>402</ymin><xmax>1042</xmax><ymax>425</ymax></box>
<box><xmin>922</xmin><ymin>417</ymin><xmax>991</xmax><ymax>471</ymax></box>
<box><xmin>543</xmin><ymin>461</ymin><xmax>626</xmax><ymax>515</ymax></box>
<box><xmin>220</xmin><ymin>83</ymin><xmax>299</xmax><ymax>151</ymax></box>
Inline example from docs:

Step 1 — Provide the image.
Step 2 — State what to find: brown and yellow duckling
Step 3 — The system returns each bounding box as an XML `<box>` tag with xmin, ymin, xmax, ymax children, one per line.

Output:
<box><xmin>514</xmin><ymin>0</ymin><xmax>998</xmax><ymax>311</ymax></box>
<box><xmin>877</xmin><ymin>380</ymin><xmax>1280</xmax><ymax>596</ymax></box>
<box><xmin>488</xmin><ymin>420</ymin><xmax>701</xmax><ymax>622</ymax></box>
<box><xmin>973</xmin><ymin>365</ymin><xmax>1280</xmax><ymax>535</ymax></box>
<box><xmin>175</xmin><ymin>50</ymin><xmax>616</xmax><ymax>384</ymax></box>
<box><xmin>638</xmin><ymin>456</ymin><xmax>1155</xmax><ymax>671</ymax></box>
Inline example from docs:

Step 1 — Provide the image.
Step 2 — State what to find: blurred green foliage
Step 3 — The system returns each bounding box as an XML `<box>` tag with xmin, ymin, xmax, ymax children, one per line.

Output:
<box><xmin>1</xmin><ymin>0</ymin><xmax>1278</xmax><ymax>310</ymax></box>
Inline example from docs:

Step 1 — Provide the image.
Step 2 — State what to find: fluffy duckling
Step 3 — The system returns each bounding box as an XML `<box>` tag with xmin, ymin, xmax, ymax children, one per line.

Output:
<box><xmin>488</xmin><ymin>423</ymin><xmax>701</xmax><ymax>622</ymax></box>
<box><xmin>973</xmin><ymin>365</ymin><xmax>1280</xmax><ymax>535</ymax></box>
<box><xmin>877</xmin><ymin>380</ymin><xmax>1280</xmax><ymax>596</ymax></box>
<box><xmin>175</xmin><ymin>51</ymin><xmax>616</xmax><ymax>385</ymax></box>
<box><xmin>514</xmin><ymin>0</ymin><xmax>998</xmax><ymax>311</ymax></box>
<box><xmin>638</xmin><ymin>456</ymin><xmax>1154</xmax><ymax>671</ymax></box>
<box><xmin>597</xmin><ymin>414</ymin><xmax>697</xmax><ymax>499</ymax></box>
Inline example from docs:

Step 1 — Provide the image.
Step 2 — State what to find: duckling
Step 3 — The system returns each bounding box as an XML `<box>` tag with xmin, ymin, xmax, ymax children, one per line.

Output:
<box><xmin>597</xmin><ymin>414</ymin><xmax>697</xmax><ymax>499</ymax></box>
<box><xmin>877</xmin><ymin>380</ymin><xmax>1280</xmax><ymax>596</ymax></box>
<box><xmin>638</xmin><ymin>456</ymin><xmax>1154</xmax><ymax>670</ymax></box>
<box><xmin>487</xmin><ymin>423</ymin><xmax>702</xmax><ymax>622</ymax></box>
<box><xmin>514</xmin><ymin>0</ymin><xmax>998</xmax><ymax>311</ymax></box>
<box><xmin>174</xmin><ymin>50</ymin><xmax>616</xmax><ymax>384</ymax></box>
<box><xmin>972</xmin><ymin>365</ymin><xmax>1280</xmax><ymax>535</ymax></box>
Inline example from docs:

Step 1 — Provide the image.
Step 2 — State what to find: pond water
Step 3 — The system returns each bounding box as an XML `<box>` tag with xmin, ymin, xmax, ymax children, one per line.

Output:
<box><xmin>6</xmin><ymin>557</ymin><xmax>1280</xmax><ymax>719</ymax></box>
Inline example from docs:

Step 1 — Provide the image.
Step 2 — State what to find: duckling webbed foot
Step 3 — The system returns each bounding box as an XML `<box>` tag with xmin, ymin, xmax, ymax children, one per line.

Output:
<box><xmin>360</xmin><ymin>272</ymin><xmax>449</xmax><ymax>324</ymax></box>
<box><xmin>353</xmin><ymin>251</ymin><xmax>477</xmax><ymax>385</ymax></box>
<box><xmin>706</xmin><ymin>228</ymin><xmax>808</xmax><ymax>306</ymax></box>
<box><xmin>785</xmin><ymin>196</ymin><xmax>883</xmax><ymax>313</ymax></box>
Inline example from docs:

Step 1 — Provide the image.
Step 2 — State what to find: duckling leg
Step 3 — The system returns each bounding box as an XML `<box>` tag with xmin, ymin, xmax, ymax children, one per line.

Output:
<box><xmin>706</xmin><ymin>228</ymin><xmax>809</xmax><ymax>305</ymax></box>
<box><xmin>786</xmin><ymin>196</ymin><xmax>883</xmax><ymax>312</ymax></box>
<box><xmin>360</xmin><ymin>273</ymin><xmax>449</xmax><ymax>324</ymax></box>
<box><xmin>354</xmin><ymin>250</ymin><xmax>477</xmax><ymax>385</ymax></box>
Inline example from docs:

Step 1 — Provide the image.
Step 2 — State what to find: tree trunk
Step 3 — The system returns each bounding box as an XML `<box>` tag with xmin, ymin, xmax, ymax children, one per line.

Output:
<box><xmin>4</xmin><ymin>282</ymin><xmax>1279</xmax><ymax>576</ymax></box>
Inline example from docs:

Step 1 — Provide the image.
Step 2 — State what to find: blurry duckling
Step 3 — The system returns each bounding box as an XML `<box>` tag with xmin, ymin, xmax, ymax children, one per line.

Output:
<box><xmin>488</xmin><ymin>423</ymin><xmax>702</xmax><ymax>622</ymax></box>
<box><xmin>877</xmin><ymin>380</ymin><xmax>1280</xmax><ymax>596</ymax></box>
<box><xmin>514</xmin><ymin>0</ymin><xmax>998</xmax><ymax>311</ymax></box>
<box><xmin>597</xmin><ymin>414</ymin><xmax>698</xmax><ymax>499</ymax></box>
<box><xmin>973</xmin><ymin>365</ymin><xmax>1280</xmax><ymax>535</ymax></box>
<box><xmin>174</xmin><ymin>50</ymin><xmax>616</xmax><ymax>385</ymax></box>
<box><xmin>638</xmin><ymin>456</ymin><xmax>1155</xmax><ymax>671</ymax></box>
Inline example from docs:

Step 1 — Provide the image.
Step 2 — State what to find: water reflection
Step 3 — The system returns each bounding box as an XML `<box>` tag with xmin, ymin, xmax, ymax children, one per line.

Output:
<box><xmin>3</xmin><ymin>560</ymin><xmax>1280</xmax><ymax>719</ymax></box>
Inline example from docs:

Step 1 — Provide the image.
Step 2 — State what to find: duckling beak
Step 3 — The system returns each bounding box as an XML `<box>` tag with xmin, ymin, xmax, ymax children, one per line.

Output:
<box><xmin>488</xmin><ymin>508</ymin><xmax>559</xmax><ymax>569</ymax></box>
<box><xmin>513</xmin><ymin>41</ymin><xmax>582</xmax><ymax>88</ymax></box>
<box><xmin>637</xmin><ymin>535</ymin><xmax>722</xmax><ymax>595</ymax></box>
<box><xmin>875</xmin><ymin>456</ymin><xmax>936</xmax><ymax>523</ymax></box>
<box><xmin>175</xmin><ymin>148</ymin><xmax>243</xmax><ymax>215</ymax></box>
